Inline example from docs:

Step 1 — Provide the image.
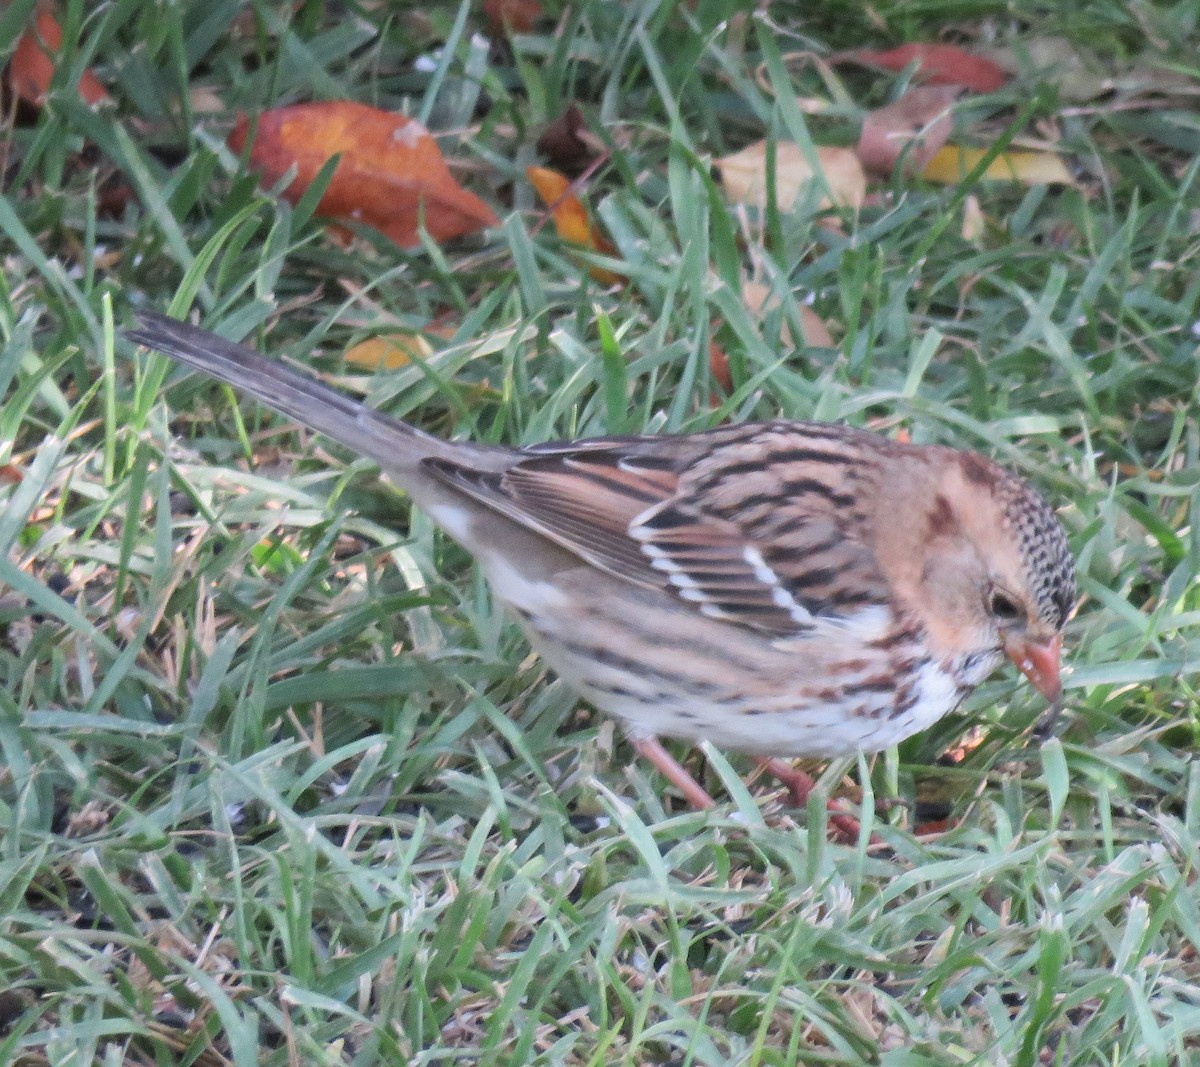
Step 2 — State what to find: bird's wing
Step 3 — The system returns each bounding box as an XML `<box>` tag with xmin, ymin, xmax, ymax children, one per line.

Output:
<box><xmin>424</xmin><ymin>433</ymin><xmax>891</xmax><ymax>638</ymax></box>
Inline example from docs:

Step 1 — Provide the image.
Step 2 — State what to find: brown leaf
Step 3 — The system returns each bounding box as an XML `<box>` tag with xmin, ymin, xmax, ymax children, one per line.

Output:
<box><xmin>857</xmin><ymin>85</ymin><xmax>958</xmax><ymax>176</ymax></box>
<box><xmin>838</xmin><ymin>43</ymin><xmax>1008</xmax><ymax>93</ymax></box>
<box><xmin>742</xmin><ymin>280</ymin><xmax>834</xmax><ymax>349</ymax></box>
<box><xmin>95</xmin><ymin>170</ymin><xmax>136</xmax><ymax>219</ymax></box>
<box><xmin>716</xmin><ymin>141</ymin><xmax>865</xmax><ymax>212</ymax></box>
<box><xmin>228</xmin><ymin>101</ymin><xmax>498</xmax><ymax>249</ymax></box>
<box><xmin>537</xmin><ymin>104</ymin><xmax>605</xmax><ymax>176</ymax></box>
<box><xmin>7</xmin><ymin>9</ymin><xmax>110</xmax><ymax>109</ymax></box>
<box><xmin>483</xmin><ymin>0</ymin><xmax>542</xmax><ymax>36</ymax></box>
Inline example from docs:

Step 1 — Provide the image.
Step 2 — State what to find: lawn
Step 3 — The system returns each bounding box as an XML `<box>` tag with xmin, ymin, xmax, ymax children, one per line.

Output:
<box><xmin>3</xmin><ymin>1</ymin><xmax>1200</xmax><ymax>1064</ymax></box>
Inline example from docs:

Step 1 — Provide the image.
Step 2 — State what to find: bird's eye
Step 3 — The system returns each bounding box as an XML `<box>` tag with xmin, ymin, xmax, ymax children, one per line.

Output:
<box><xmin>988</xmin><ymin>590</ymin><xmax>1023</xmax><ymax>621</ymax></box>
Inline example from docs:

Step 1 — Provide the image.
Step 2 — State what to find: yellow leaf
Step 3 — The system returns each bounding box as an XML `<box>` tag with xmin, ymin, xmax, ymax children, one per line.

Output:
<box><xmin>922</xmin><ymin>146</ymin><xmax>1076</xmax><ymax>186</ymax></box>
<box><xmin>716</xmin><ymin>142</ymin><xmax>866</xmax><ymax>212</ymax></box>
<box><xmin>344</xmin><ymin>333</ymin><xmax>433</xmax><ymax>371</ymax></box>
<box><xmin>527</xmin><ymin>165</ymin><xmax>622</xmax><ymax>285</ymax></box>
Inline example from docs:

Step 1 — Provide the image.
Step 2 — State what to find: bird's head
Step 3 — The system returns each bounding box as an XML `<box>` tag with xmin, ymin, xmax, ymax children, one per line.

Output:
<box><xmin>884</xmin><ymin>448</ymin><xmax>1075</xmax><ymax>701</ymax></box>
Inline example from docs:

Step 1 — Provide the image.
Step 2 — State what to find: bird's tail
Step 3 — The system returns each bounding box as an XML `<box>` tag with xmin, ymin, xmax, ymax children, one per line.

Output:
<box><xmin>125</xmin><ymin>310</ymin><xmax>475</xmax><ymax>478</ymax></box>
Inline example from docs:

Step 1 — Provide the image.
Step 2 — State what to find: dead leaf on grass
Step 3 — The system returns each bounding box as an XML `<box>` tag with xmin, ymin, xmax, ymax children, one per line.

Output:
<box><xmin>835</xmin><ymin>42</ymin><xmax>1008</xmax><ymax>93</ymax></box>
<box><xmin>228</xmin><ymin>101</ymin><xmax>498</xmax><ymax>249</ymax></box>
<box><xmin>857</xmin><ymin>85</ymin><xmax>958</xmax><ymax>176</ymax></box>
<box><xmin>483</xmin><ymin>0</ymin><xmax>543</xmax><ymax>36</ymax></box>
<box><xmin>742</xmin><ymin>279</ymin><xmax>834</xmax><ymax>349</ymax></box>
<box><xmin>7</xmin><ymin>9</ymin><xmax>110</xmax><ymax>108</ymax></box>
<box><xmin>716</xmin><ymin>141</ymin><xmax>866</xmax><ymax>212</ymax></box>
<box><xmin>922</xmin><ymin>145</ymin><xmax>1076</xmax><ymax>186</ymax></box>
<box><xmin>527</xmin><ymin>165</ymin><xmax>622</xmax><ymax>284</ymax></box>
<box><xmin>537</xmin><ymin>104</ymin><xmax>606</xmax><ymax>175</ymax></box>
<box><xmin>343</xmin><ymin>333</ymin><xmax>434</xmax><ymax>371</ymax></box>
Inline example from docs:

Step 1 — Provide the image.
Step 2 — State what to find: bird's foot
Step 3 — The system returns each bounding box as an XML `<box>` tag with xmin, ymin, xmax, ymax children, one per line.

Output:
<box><xmin>755</xmin><ymin>757</ymin><xmax>870</xmax><ymax>843</ymax></box>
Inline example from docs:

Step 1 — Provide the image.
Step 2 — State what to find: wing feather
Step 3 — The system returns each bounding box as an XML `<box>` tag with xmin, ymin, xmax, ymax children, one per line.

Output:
<box><xmin>422</xmin><ymin>426</ymin><xmax>891</xmax><ymax>637</ymax></box>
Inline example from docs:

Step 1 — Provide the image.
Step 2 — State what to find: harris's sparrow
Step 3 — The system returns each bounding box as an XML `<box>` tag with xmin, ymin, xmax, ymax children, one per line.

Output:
<box><xmin>126</xmin><ymin>311</ymin><xmax>1076</xmax><ymax>812</ymax></box>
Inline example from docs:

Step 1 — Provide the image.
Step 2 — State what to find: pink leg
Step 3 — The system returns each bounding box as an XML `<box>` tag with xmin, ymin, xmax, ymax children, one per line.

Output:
<box><xmin>756</xmin><ymin>757</ymin><xmax>865</xmax><ymax>842</ymax></box>
<box><xmin>630</xmin><ymin>741</ymin><xmax>868</xmax><ymax>841</ymax></box>
<box><xmin>633</xmin><ymin>737</ymin><xmax>715</xmax><ymax>810</ymax></box>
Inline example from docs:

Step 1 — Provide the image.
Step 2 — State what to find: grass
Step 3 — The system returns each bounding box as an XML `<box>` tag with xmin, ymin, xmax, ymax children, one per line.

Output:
<box><xmin>3</xmin><ymin>0</ymin><xmax>1200</xmax><ymax>1063</ymax></box>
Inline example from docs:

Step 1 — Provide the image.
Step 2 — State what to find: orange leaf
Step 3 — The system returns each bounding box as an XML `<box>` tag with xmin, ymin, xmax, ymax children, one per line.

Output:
<box><xmin>840</xmin><ymin>44</ymin><xmax>1007</xmax><ymax>93</ymax></box>
<box><xmin>526</xmin><ymin>165</ymin><xmax>622</xmax><ymax>284</ymax></box>
<box><xmin>229</xmin><ymin>102</ymin><xmax>498</xmax><ymax>249</ymax></box>
<box><xmin>921</xmin><ymin>145</ymin><xmax>1075</xmax><ymax>186</ymax></box>
<box><xmin>708</xmin><ymin>339</ymin><xmax>732</xmax><ymax>394</ymax></box>
<box><xmin>856</xmin><ymin>85</ymin><xmax>958</xmax><ymax>177</ymax></box>
<box><xmin>7</xmin><ymin>10</ymin><xmax>110</xmax><ymax>108</ymax></box>
<box><xmin>343</xmin><ymin>333</ymin><xmax>433</xmax><ymax>371</ymax></box>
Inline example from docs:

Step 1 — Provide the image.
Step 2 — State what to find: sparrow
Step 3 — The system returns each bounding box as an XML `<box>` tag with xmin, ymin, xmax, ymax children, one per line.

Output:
<box><xmin>126</xmin><ymin>310</ymin><xmax>1076</xmax><ymax>815</ymax></box>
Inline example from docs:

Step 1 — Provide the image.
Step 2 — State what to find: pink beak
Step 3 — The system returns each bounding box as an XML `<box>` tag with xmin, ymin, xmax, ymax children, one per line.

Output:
<box><xmin>1005</xmin><ymin>633</ymin><xmax>1063</xmax><ymax>703</ymax></box>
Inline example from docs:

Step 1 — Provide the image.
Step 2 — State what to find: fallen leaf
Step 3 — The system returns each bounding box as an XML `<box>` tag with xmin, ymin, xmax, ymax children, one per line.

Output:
<box><xmin>961</xmin><ymin>194</ymin><xmax>986</xmax><ymax>242</ymax></box>
<box><xmin>742</xmin><ymin>279</ymin><xmax>834</xmax><ymax>349</ymax></box>
<box><xmin>837</xmin><ymin>43</ymin><xmax>1008</xmax><ymax>93</ymax></box>
<box><xmin>857</xmin><ymin>85</ymin><xmax>958</xmax><ymax>176</ymax></box>
<box><xmin>228</xmin><ymin>101</ymin><xmax>498</xmax><ymax>249</ymax></box>
<box><xmin>95</xmin><ymin>169</ymin><xmax>136</xmax><ymax>218</ymax></box>
<box><xmin>483</xmin><ymin>0</ymin><xmax>542</xmax><ymax>35</ymax></box>
<box><xmin>343</xmin><ymin>333</ymin><xmax>433</xmax><ymax>371</ymax></box>
<box><xmin>709</xmin><ymin>339</ymin><xmax>732</xmax><ymax>394</ymax></box>
<box><xmin>793</xmin><ymin>97</ymin><xmax>835</xmax><ymax>115</ymax></box>
<box><xmin>537</xmin><ymin>104</ymin><xmax>605</xmax><ymax>175</ymax></box>
<box><xmin>716</xmin><ymin>141</ymin><xmax>866</xmax><ymax>212</ymax></box>
<box><xmin>527</xmin><ymin>165</ymin><xmax>622</xmax><ymax>284</ymax></box>
<box><xmin>189</xmin><ymin>85</ymin><xmax>226</xmax><ymax>114</ymax></box>
<box><xmin>65</xmin><ymin>799</ymin><xmax>110</xmax><ymax>838</ymax></box>
<box><xmin>7</xmin><ymin>9</ymin><xmax>110</xmax><ymax>108</ymax></box>
<box><xmin>921</xmin><ymin>145</ymin><xmax>1076</xmax><ymax>186</ymax></box>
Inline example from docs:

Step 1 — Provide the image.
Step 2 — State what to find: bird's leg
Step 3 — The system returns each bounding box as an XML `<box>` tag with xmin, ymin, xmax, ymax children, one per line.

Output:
<box><xmin>756</xmin><ymin>757</ymin><xmax>864</xmax><ymax>842</ymax></box>
<box><xmin>755</xmin><ymin>757</ymin><xmax>819</xmax><ymax>806</ymax></box>
<box><xmin>632</xmin><ymin>740</ymin><xmax>865</xmax><ymax>841</ymax></box>
<box><xmin>1032</xmin><ymin>697</ymin><xmax>1065</xmax><ymax>742</ymax></box>
<box><xmin>633</xmin><ymin>737</ymin><xmax>716</xmax><ymax>810</ymax></box>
